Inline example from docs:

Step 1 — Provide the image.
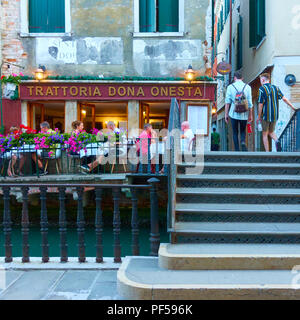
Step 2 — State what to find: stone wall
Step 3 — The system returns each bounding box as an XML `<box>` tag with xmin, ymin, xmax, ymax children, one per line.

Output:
<box><xmin>1</xmin><ymin>0</ymin><xmax>211</xmax><ymax>77</ymax></box>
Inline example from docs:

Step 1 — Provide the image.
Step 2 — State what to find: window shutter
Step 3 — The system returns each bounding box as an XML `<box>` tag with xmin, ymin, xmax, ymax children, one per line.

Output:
<box><xmin>257</xmin><ymin>0</ymin><xmax>265</xmax><ymax>38</ymax></box>
<box><xmin>158</xmin><ymin>0</ymin><xmax>179</xmax><ymax>32</ymax></box>
<box><xmin>29</xmin><ymin>0</ymin><xmax>48</xmax><ymax>33</ymax></box>
<box><xmin>47</xmin><ymin>0</ymin><xmax>65</xmax><ymax>33</ymax></box>
<box><xmin>139</xmin><ymin>0</ymin><xmax>155</xmax><ymax>32</ymax></box>
<box><xmin>237</xmin><ymin>17</ymin><xmax>243</xmax><ymax>70</ymax></box>
<box><xmin>249</xmin><ymin>0</ymin><xmax>257</xmax><ymax>47</ymax></box>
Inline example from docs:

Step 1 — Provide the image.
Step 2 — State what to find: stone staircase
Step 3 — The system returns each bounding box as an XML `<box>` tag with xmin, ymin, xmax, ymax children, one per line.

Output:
<box><xmin>117</xmin><ymin>152</ymin><xmax>300</xmax><ymax>299</ymax></box>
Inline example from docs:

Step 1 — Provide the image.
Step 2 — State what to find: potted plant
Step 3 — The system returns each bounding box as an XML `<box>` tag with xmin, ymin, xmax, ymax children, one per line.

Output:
<box><xmin>1</xmin><ymin>73</ymin><xmax>23</xmax><ymax>100</ymax></box>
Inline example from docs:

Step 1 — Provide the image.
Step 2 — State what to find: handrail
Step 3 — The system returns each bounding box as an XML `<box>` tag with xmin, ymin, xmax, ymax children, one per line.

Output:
<box><xmin>278</xmin><ymin>110</ymin><xmax>298</xmax><ymax>140</ymax></box>
<box><xmin>278</xmin><ymin>110</ymin><xmax>300</xmax><ymax>152</ymax></box>
<box><xmin>167</xmin><ymin>98</ymin><xmax>181</xmax><ymax>232</ymax></box>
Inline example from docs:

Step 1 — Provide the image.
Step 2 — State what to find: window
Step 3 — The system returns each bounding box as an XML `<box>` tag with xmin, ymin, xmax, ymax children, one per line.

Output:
<box><xmin>29</xmin><ymin>0</ymin><xmax>65</xmax><ymax>33</ymax></box>
<box><xmin>20</xmin><ymin>0</ymin><xmax>71</xmax><ymax>36</ymax></box>
<box><xmin>249</xmin><ymin>0</ymin><xmax>266</xmax><ymax>48</ymax></box>
<box><xmin>135</xmin><ymin>0</ymin><xmax>184</xmax><ymax>35</ymax></box>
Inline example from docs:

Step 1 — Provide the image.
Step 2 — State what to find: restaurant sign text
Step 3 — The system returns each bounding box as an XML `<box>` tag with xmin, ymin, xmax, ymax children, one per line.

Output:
<box><xmin>20</xmin><ymin>83</ymin><xmax>215</xmax><ymax>101</ymax></box>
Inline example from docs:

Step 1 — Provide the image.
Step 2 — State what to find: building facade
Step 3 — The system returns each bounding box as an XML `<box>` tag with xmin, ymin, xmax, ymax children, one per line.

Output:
<box><xmin>213</xmin><ymin>0</ymin><xmax>300</xmax><ymax>151</ymax></box>
<box><xmin>1</xmin><ymin>0</ymin><xmax>217</xmax><ymax>151</ymax></box>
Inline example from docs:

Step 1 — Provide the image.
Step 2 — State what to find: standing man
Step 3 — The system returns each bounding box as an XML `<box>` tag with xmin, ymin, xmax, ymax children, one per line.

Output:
<box><xmin>211</xmin><ymin>127</ymin><xmax>220</xmax><ymax>151</ymax></box>
<box><xmin>225</xmin><ymin>71</ymin><xmax>253</xmax><ymax>151</ymax></box>
<box><xmin>257</xmin><ymin>73</ymin><xmax>296</xmax><ymax>152</ymax></box>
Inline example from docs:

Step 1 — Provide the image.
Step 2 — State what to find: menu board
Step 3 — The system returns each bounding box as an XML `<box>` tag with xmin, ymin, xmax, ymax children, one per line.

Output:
<box><xmin>187</xmin><ymin>105</ymin><xmax>209</xmax><ymax>135</ymax></box>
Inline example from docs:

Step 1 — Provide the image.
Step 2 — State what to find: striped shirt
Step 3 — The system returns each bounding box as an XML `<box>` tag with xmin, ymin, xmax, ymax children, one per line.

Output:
<box><xmin>258</xmin><ymin>84</ymin><xmax>284</xmax><ymax>122</ymax></box>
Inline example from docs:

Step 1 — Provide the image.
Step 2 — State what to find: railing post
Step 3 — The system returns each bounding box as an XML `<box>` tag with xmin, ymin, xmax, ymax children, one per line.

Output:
<box><xmin>113</xmin><ymin>187</ymin><xmax>122</xmax><ymax>263</ymax></box>
<box><xmin>76</xmin><ymin>186</ymin><xmax>86</xmax><ymax>263</ymax></box>
<box><xmin>131</xmin><ymin>188</ymin><xmax>139</xmax><ymax>256</ymax></box>
<box><xmin>95</xmin><ymin>187</ymin><xmax>103</xmax><ymax>263</ymax></box>
<box><xmin>58</xmin><ymin>186</ymin><xmax>68</xmax><ymax>263</ymax></box>
<box><xmin>40</xmin><ymin>186</ymin><xmax>49</xmax><ymax>263</ymax></box>
<box><xmin>148</xmin><ymin>178</ymin><xmax>160</xmax><ymax>256</ymax></box>
<box><xmin>21</xmin><ymin>186</ymin><xmax>30</xmax><ymax>263</ymax></box>
<box><xmin>296</xmin><ymin>111</ymin><xmax>300</xmax><ymax>152</ymax></box>
<box><xmin>3</xmin><ymin>186</ymin><xmax>12</xmax><ymax>263</ymax></box>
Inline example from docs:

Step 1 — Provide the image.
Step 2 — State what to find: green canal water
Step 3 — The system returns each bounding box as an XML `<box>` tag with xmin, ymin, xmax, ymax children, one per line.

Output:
<box><xmin>0</xmin><ymin>226</ymin><xmax>169</xmax><ymax>258</ymax></box>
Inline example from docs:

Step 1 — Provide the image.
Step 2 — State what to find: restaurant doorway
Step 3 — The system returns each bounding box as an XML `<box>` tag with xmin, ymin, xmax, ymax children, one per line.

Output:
<box><xmin>28</xmin><ymin>102</ymin><xmax>65</xmax><ymax>132</ymax></box>
<box><xmin>80</xmin><ymin>101</ymin><xmax>128</xmax><ymax>133</ymax></box>
<box><xmin>140</xmin><ymin>101</ymin><xmax>170</xmax><ymax>130</ymax></box>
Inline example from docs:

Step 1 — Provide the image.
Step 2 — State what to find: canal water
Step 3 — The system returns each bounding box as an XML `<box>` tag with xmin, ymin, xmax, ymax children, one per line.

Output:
<box><xmin>0</xmin><ymin>226</ymin><xmax>169</xmax><ymax>258</ymax></box>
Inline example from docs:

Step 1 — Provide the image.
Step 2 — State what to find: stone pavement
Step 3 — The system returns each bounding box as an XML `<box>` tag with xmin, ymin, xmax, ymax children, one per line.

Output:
<box><xmin>0</xmin><ymin>258</ymin><xmax>124</xmax><ymax>300</ymax></box>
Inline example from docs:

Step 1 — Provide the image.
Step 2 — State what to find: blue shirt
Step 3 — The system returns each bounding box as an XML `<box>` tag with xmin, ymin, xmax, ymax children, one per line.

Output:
<box><xmin>225</xmin><ymin>80</ymin><xmax>253</xmax><ymax>120</ymax></box>
<box><xmin>258</xmin><ymin>84</ymin><xmax>284</xmax><ymax>122</ymax></box>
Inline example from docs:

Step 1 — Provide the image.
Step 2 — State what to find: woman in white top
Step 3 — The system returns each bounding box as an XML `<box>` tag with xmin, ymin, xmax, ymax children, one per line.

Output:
<box><xmin>181</xmin><ymin>121</ymin><xmax>194</xmax><ymax>153</ymax></box>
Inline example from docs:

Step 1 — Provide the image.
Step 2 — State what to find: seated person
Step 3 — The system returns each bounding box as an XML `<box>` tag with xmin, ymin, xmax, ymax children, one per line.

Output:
<box><xmin>32</xmin><ymin>121</ymin><xmax>56</xmax><ymax>175</ymax></box>
<box><xmin>181</xmin><ymin>121</ymin><xmax>194</xmax><ymax>153</ymax></box>
<box><xmin>80</xmin><ymin>121</ymin><xmax>126</xmax><ymax>173</ymax></box>
<box><xmin>6</xmin><ymin>126</ymin><xmax>25</xmax><ymax>177</ymax></box>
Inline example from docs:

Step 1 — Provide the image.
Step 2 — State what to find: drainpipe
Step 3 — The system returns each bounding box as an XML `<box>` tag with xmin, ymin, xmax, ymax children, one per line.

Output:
<box><xmin>229</xmin><ymin>0</ymin><xmax>233</xmax><ymax>82</ymax></box>
<box><xmin>211</xmin><ymin>0</ymin><xmax>215</xmax><ymax>78</ymax></box>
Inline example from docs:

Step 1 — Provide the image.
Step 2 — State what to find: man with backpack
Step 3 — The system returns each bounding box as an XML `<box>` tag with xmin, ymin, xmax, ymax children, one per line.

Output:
<box><xmin>225</xmin><ymin>71</ymin><xmax>253</xmax><ymax>151</ymax></box>
<box><xmin>257</xmin><ymin>73</ymin><xmax>296</xmax><ymax>152</ymax></box>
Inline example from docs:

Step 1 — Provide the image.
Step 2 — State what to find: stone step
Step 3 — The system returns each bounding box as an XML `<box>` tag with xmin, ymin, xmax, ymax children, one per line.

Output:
<box><xmin>158</xmin><ymin>243</ymin><xmax>300</xmax><ymax>270</ymax></box>
<box><xmin>175</xmin><ymin>203</ymin><xmax>300</xmax><ymax>223</ymax></box>
<box><xmin>171</xmin><ymin>222</ymin><xmax>300</xmax><ymax>244</ymax></box>
<box><xmin>178</xmin><ymin>162</ymin><xmax>300</xmax><ymax>175</ymax></box>
<box><xmin>117</xmin><ymin>257</ymin><xmax>300</xmax><ymax>300</ymax></box>
<box><xmin>176</xmin><ymin>188</ymin><xmax>300</xmax><ymax>204</ymax></box>
<box><xmin>177</xmin><ymin>174</ymin><xmax>300</xmax><ymax>188</ymax></box>
<box><xmin>202</xmin><ymin>152</ymin><xmax>300</xmax><ymax>163</ymax></box>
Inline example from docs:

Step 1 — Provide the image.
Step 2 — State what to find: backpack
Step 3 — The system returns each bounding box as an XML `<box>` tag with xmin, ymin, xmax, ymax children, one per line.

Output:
<box><xmin>232</xmin><ymin>83</ymin><xmax>249</xmax><ymax>113</ymax></box>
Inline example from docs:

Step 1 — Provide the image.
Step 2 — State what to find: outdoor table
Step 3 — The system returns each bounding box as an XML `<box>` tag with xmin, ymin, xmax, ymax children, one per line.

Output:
<box><xmin>79</xmin><ymin>142</ymin><xmax>109</xmax><ymax>158</ymax></box>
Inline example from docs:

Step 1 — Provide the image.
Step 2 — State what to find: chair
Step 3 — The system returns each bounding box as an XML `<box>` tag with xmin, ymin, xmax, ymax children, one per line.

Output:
<box><xmin>68</xmin><ymin>153</ymin><xmax>80</xmax><ymax>173</ymax></box>
<box><xmin>41</xmin><ymin>149</ymin><xmax>61</xmax><ymax>174</ymax></box>
<box><xmin>110</xmin><ymin>145</ymin><xmax>127</xmax><ymax>173</ymax></box>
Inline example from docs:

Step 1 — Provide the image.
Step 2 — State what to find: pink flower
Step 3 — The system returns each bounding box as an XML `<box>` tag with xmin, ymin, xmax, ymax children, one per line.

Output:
<box><xmin>12</xmin><ymin>73</ymin><xmax>17</xmax><ymax>77</ymax></box>
<box><xmin>19</xmin><ymin>72</ymin><xmax>24</xmax><ymax>76</ymax></box>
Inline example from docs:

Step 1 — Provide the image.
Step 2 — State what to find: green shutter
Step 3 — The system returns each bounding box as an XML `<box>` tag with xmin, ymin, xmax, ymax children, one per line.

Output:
<box><xmin>47</xmin><ymin>0</ymin><xmax>65</xmax><ymax>33</ymax></box>
<box><xmin>220</xmin><ymin>7</ymin><xmax>224</xmax><ymax>31</ymax></box>
<box><xmin>257</xmin><ymin>0</ymin><xmax>265</xmax><ymax>38</ymax></box>
<box><xmin>249</xmin><ymin>0</ymin><xmax>265</xmax><ymax>47</ymax></box>
<box><xmin>237</xmin><ymin>17</ymin><xmax>243</xmax><ymax>70</ymax></box>
<box><xmin>139</xmin><ymin>0</ymin><xmax>155</xmax><ymax>32</ymax></box>
<box><xmin>158</xmin><ymin>0</ymin><xmax>179</xmax><ymax>32</ymax></box>
<box><xmin>29</xmin><ymin>0</ymin><xmax>65</xmax><ymax>33</ymax></box>
<box><xmin>29</xmin><ymin>0</ymin><xmax>48</xmax><ymax>33</ymax></box>
<box><xmin>249</xmin><ymin>0</ymin><xmax>257</xmax><ymax>47</ymax></box>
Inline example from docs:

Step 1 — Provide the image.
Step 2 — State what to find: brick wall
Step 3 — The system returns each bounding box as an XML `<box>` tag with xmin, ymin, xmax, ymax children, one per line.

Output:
<box><xmin>1</xmin><ymin>0</ymin><xmax>27</xmax><ymax>76</ymax></box>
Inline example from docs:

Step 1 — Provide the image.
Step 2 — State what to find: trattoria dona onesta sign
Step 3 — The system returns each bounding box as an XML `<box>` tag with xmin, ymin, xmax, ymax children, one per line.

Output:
<box><xmin>20</xmin><ymin>83</ymin><xmax>215</xmax><ymax>100</ymax></box>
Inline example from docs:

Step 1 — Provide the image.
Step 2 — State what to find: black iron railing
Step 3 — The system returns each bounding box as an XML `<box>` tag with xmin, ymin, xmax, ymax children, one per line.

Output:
<box><xmin>0</xmin><ymin>138</ymin><xmax>167</xmax><ymax>177</ymax></box>
<box><xmin>167</xmin><ymin>98</ymin><xmax>181</xmax><ymax>231</ymax></box>
<box><xmin>1</xmin><ymin>179</ymin><xmax>160</xmax><ymax>263</ymax></box>
<box><xmin>278</xmin><ymin>110</ymin><xmax>300</xmax><ymax>152</ymax></box>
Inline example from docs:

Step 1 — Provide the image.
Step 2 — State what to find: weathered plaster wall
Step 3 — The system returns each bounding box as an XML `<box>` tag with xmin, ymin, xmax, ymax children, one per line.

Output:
<box><xmin>2</xmin><ymin>0</ymin><xmax>210</xmax><ymax>77</ymax></box>
<box><xmin>1</xmin><ymin>0</ymin><xmax>27</xmax><ymax>76</ymax></box>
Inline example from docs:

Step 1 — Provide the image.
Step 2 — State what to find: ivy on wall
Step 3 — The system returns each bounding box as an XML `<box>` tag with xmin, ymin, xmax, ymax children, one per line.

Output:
<box><xmin>20</xmin><ymin>75</ymin><xmax>215</xmax><ymax>82</ymax></box>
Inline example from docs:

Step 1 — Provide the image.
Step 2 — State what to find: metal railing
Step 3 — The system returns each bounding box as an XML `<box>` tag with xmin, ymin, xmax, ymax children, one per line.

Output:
<box><xmin>278</xmin><ymin>110</ymin><xmax>300</xmax><ymax>152</ymax></box>
<box><xmin>0</xmin><ymin>138</ymin><xmax>167</xmax><ymax>177</ymax></box>
<box><xmin>0</xmin><ymin>179</ymin><xmax>160</xmax><ymax>263</ymax></box>
<box><xmin>167</xmin><ymin>98</ymin><xmax>181</xmax><ymax>231</ymax></box>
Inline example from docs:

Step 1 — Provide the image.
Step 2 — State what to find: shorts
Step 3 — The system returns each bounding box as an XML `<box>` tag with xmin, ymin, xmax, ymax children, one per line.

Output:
<box><xmin>262</xmin><ymin>120</ymin><xmax>276</xmax><ymax>133</ymax></box>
